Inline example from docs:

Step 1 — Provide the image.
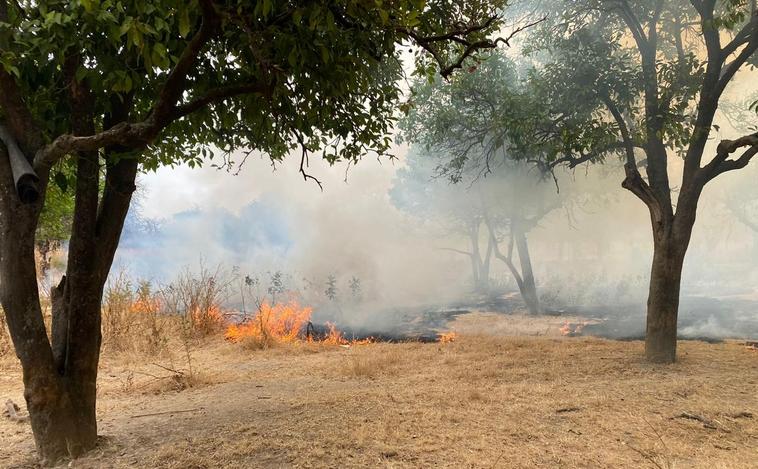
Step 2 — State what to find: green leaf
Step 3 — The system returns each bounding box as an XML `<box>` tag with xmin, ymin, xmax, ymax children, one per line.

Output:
<box><xmin>178</xmin><ymin>8</ymin><xmax>190</xmax><ymax>38</ymax></box>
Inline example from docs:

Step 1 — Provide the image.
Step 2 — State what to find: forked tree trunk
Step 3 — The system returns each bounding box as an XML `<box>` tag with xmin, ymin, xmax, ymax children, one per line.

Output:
<box><xmin>0</xmin><ymin>142</ymin><xmax>137</xmax><ymax>464</ymax></box>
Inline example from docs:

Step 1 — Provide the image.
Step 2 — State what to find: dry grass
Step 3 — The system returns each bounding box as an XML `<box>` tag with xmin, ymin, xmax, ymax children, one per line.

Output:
<box><xmin>339</xmin><ymin>345</ymin><xmax>403</xmax><ymax>378</ymax></box>
<box><xmin>1</xmin><ymin>335</ymin><xmax>757</xmax><ymax>468</ymax></box>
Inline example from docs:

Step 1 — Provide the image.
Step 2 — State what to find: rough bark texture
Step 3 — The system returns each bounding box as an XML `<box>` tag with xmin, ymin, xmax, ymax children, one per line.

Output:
<box><xmin>0</xmin><ymin>91</ymin><xmax>137</xmax><ymax>463</ymax></box>
<box><xmin>513</xmin><ymin>225</ymin><xmax>539</xmax><ymax>315</ymax></box>
<box><xmin>644</xmin><ymin>239</ymin><xmax>686</xmax><ymax>363</ymax></box>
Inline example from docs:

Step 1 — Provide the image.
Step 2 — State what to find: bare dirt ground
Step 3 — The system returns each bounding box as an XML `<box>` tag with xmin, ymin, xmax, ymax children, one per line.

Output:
<box><xmin>1</xmin><ymin>316</ymin><xmax>757</xmax><ymax>468</ymax></box>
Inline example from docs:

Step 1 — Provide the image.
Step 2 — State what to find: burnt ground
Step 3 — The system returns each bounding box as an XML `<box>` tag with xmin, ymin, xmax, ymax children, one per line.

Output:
<box><xmin>564</xmin><ymin>295</ymin><xmax>758</xmax><ymax>342</ymax></box>
<box><xmin>310</xmin><ymin>292</ymin><xmax>758</xmax><ymax>344</ymax></box>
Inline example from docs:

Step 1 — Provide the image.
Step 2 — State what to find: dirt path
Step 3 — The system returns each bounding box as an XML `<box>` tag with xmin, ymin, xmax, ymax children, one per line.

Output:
<box><xmin>2</xmin><ymin>336</ymin><xmax>757</xmax><ymax>468</ymax></box>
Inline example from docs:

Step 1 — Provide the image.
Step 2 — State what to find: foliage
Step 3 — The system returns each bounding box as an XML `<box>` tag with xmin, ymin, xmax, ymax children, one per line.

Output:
<box><xmin>0</xmin><ymin>0</ymin><xmax>508</xmax><ymax>177</ymax></box>
<box><xmin>403</xmin><ymin>2</ymin><xmax>758</xmax><ymax>186</ymax></box>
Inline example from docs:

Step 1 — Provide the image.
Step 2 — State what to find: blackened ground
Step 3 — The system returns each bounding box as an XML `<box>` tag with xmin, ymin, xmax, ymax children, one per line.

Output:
<box><xmin>311</xmin><ymin>292</ymin><xmax>758</xmax><ymax>343</ymax></box>
<box><xmin>559</xmin><ymin>295</ymin><xmax>758</xmax><ymax>341</ymax></box>
<box><xmin>305</xmin><ymin>308</ymin><xmax>471</xmax><ymax>342</ymax></box>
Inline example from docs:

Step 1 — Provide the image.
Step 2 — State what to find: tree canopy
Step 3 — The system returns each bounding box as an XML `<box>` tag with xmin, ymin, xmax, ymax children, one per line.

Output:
<box><xmin>0</xmin><ymin>0</ymin><xmax>508</xmax><ymax>181</ymax></box>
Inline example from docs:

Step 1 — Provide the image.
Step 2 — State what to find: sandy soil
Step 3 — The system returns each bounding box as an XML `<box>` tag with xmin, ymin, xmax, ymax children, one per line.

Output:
<box><xmin>1</xmin><ymin>321</ymin><xmax>757</xmax><ymax>468</ymax></box>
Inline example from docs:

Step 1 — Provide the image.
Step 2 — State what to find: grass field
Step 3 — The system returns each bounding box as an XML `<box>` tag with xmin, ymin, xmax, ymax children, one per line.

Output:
<box><xmin>1</xmin><ymin>328</ymin><xmax>757</xmax><ymax>468</ymax></box>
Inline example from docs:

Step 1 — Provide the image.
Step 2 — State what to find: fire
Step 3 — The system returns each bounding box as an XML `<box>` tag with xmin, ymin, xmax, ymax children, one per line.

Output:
<box><xmin>309</xmin><ymin>322</ymin><xmax>375</xmax><ymax>346</ymax></box>
<box><xmin>560</xmin><ymin>321</ymin><xmax>586</xmax><ymax>337</ymax></box>
<box><xmin>129</xmin><ymin>297</ymin><xmax>161</xmax><ymax>315</ymax></box>
<box><xmin>225</xmin><ymin>301</ymin><xmax>312</xmax><ymax>345</ymax></box>
<box><xmin>438</xmin><ymin>331</ymin><xmax>457</xmax><ymax>343</ymax></box>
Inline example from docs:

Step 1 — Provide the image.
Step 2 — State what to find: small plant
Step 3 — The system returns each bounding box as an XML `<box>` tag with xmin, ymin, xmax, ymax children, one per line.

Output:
<box><xmin>349</xmin><ymin>276</ymin><xmax>362</xmax><ymax>302</ymax></box>
<box><xmin>267</xmin><ymin>271</ymin><xmax>286</xmax><ymax>304</ymax></box>
<box><xmin>325</xmin><ymin>274</ymin><xmax>338</xmax><ymax>301</ymax></box>
<box><xmin>102</xmin><ymin>272</ymin><xmax>169</xmax><ymax>356</ymax></box>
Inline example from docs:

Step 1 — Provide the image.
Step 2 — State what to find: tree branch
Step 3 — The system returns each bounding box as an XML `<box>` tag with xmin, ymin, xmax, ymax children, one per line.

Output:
<box><xmin>700</xmin><ymin>132</ymin><xmax>758</xmax><ymax>180</ymax></box>
<box><xmin>172</xmin><ymin>81</ymin><xmax>272</xmax><ymax>120</ymax></box>
<box><xmin>33</xmin><ymin>0</ymin><xmax>221</xmax><ymax>172</ymax></box>
<box><xmin>149</xmin><ymin>0</ymin><xmax>220</xmax><ymax>126</ymax></box>
<box><xmin>399</xmin><ymin>15</ymin><xmax>545</xmax><ymax>79</ymax></box>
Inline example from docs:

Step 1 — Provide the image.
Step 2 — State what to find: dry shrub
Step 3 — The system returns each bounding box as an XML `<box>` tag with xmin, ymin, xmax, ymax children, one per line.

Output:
<box><xmin>159</xmin><ymin>265</ymin><xmax>228</xmax><ymax>338</ymax></box>
<box><xmin>102</xmin><ymin>273</ymin><xmax>169</xmax><ymax>356</ymax></box>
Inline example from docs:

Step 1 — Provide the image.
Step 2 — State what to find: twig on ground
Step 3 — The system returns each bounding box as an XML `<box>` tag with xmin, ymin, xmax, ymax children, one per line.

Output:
<box><xmin>555</xmin><ymin>406</ymin><xmax>581</xmax><ymax>413</ymax></box>
<box><xmin>131</xmin><ymin>407</ymin><xmax>203</xmax><ymax>419</ymax></box>
<box><xmin>673</xmin><ymin>412</ymin><xmax>718</xmax><ymax>429</ymax></box>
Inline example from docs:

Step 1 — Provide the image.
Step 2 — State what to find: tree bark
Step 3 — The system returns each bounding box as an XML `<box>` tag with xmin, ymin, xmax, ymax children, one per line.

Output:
<box><xmin>0</xmin><ymin>149</ymin><xmax>91</xmax><ymax>463</ymax></box>
<box><xmin>0</xmin><ymin>97</ymin><xmax>138</xmax><ymax>464</ymax></box>
<box><xmin>645</xmin><ymin>237</ymin><xmax>687</xmax><ymax>363</ymax></box>
<box><xmin>643</xmin><ymin>193</ymin><xmax>697</xmax><ymax>364</ymax></box>
<box><xmin>513</xmin><ymin>223</ymin><xmax>540</xmax><ymax>314</ymax></box>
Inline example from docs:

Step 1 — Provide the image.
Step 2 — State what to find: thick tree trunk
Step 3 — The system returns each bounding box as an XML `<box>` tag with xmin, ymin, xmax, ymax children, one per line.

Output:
<box><xmin>513</xmin><ymin>225</ymin><xmax>540</xmax><ymax>314</ymax></box>
<box><xmin>0</xmin><ymin>151</ymin><xmax>92</xmax><ymax>462</ymax></box>
<box><xmin>644</xmin><ymin>238</ymin><xmax>686</xmax><ymax>363</ymax></box>
<box><xmin>644</xmin><ymin>199</ymin><xmax>695</xmax><ymax>364</ymax></box>
<box><xmin>1</xmin><ymin>148</ymin><xmax>137</xmax><ymax>465</ymax></box>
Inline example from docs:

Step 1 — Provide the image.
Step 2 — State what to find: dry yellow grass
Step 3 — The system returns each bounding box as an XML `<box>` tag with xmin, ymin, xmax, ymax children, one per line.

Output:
<box><xmin>1</xmin><ymin>335</ymin><xmax>757</xmax><ymax>468</ymax></box>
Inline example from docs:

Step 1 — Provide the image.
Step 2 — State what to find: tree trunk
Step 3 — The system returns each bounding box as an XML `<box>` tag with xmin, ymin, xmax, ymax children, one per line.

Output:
<box><xmin>0</xmin><ymin>148</ymin><xmax>137</xmax><ymax>465</ymax></box>
<box><xmin>642</xmin><ymin>186</ymin><xmax>698</xmax><ymax>364</ymax></box>
<box><xmin>0</xmin><ymin>152</ymin><xmax>92</xmax><ymax>462</ymax></box>
<box><xmin>645</xmin><ymin>236</ymin><xmax>688</xmax><ymax>363</ymax></box>
<box><xmin>513</xmin><ymin>223</ymin><xmax>540</xmax><ymax>314</ymax></box>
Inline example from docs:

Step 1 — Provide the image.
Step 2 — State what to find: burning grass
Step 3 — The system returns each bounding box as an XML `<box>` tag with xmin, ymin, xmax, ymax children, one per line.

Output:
<box><xmin>224</xmin><ymin>301</ymin><xmax>312</xmax><ymax>349</ymax></box>
<box><xmin>223</xmin><ymin>301</ymin><xmax>395</xmax><ymax>349</ymax></box>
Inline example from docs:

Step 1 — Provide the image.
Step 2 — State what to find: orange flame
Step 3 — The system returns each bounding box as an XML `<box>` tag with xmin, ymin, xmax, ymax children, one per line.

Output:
<box><xmin>560</xmin><ymin>321</ymin><xmax>587</xmax><ymax>337</ymax></box>
<box><xmin>438</xmin><ymin>331</ymin><xmax>457</xmax><ymax>343</ymax></box>
<box><xmin>225</xmin><ymin>301</ymin><xmax>312</xmax><ymax>344</ymax></box>
<box><xmin>129</xmin><ymin>297</ymin><xmax>161</xmax><ymax>315</ymax></box>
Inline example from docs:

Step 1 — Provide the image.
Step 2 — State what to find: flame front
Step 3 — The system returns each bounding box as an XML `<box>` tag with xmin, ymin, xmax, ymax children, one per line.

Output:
<box><xmin>438</xmin><ymin>331</ymin><xmax>457</xmax><ymax>343</ymax></box>
<box><xmin>225</xmin><ymin>301</ymin><xmax>312</xmax><ymax>344</ymax></box>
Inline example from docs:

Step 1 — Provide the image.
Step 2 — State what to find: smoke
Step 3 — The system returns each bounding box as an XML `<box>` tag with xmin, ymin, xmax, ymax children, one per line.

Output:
<box><xmin>111</xmin><ymin>66</ymin><xmax>758</xmax><ymax>341</ymax></box>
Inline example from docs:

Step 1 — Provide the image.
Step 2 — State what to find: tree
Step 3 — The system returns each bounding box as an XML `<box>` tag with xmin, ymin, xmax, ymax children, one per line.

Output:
<box><xmin>391</xmin><ymin>147</ymin><xmax>496</xmax><ymax>292</ymax></box>
<box><xmin>0</xmin><ymin>0</ymin><xmax>509</xmax><ymax>463</ymax></box>
<box><xmin>391</xmin><ymin>146</ymin><xmax>559</xmax><ymax>311</ymax></box>
<box><xmin>407</xmin><ymin>1</ymin><xmax>758</xmax><ymax>363</ymax></box>
<box><xmin>479</xmin><ymin>166</ymin><xmax>559</xmax><ymax>314</ymax></box>
<box><xmin>35</xmin><ymin>173</ymin><xmax>74</xmax><ymax>275</ymax></box>
<box><xmin>399</xmin><ymin>55</ymin><xmax>565</xmax><ymax>312</ymax></box>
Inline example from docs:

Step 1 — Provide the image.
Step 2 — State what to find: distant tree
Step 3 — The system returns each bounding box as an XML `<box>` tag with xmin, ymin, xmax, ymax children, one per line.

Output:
<box><xmin>0</xmin><ymin>1</ymin><xmax>510</xmax><ymax>461</ymax></box>
<box><xmin>391</xmin><ymin>145</ymin><xmax>560</xmax><ymax>311</ymax></box>
<box><xmin>35</xmin><ymin>169</ymin><xmax>74</xmax><ymax>274</ymax></box>
<box><xmin>391</xmin><ymin>147</ymin><xmax>496</xmax><ymax>293</ymax></box>
<box><xmin>406</xmin><ymin>2</ymin><xmax>758</xmax><ymax>363</ymax></box>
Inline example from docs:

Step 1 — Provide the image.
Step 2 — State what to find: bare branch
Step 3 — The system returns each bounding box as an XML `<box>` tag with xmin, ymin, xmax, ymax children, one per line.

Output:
<box><xmin>700</xmin><ymin>132</ymin><xmax>758</xmax><ymax>180</ymax></box>
<box><xmin>295</xmin><ymin>133</ymin><xmax>323</xmax><ymax>191</ymax></box>
<box><xmin>400</xmin><ymin>15</ymin><xmax>545</xmax><ymax>79</ymax></box>
<box><xmin>437</xmin><ymin>247</ymin><xmax>474</xmax><ymax>257</ymax></box>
